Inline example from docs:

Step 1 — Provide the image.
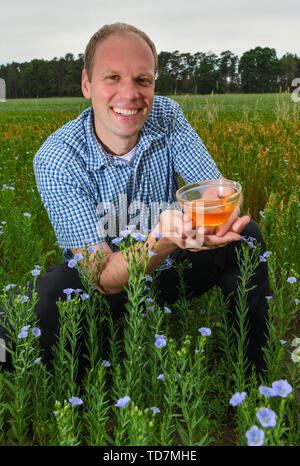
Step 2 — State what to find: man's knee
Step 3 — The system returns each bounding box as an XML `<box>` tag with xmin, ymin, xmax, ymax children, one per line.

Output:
<box><xmin>240</xmin><ymin>219</ymin><xmax>266</xmax><ymax>249</ymax></box>
<box><xmin>38</xmin><ymin>263</ymin><xmax>83</xmax><ymax>296</ymax></box>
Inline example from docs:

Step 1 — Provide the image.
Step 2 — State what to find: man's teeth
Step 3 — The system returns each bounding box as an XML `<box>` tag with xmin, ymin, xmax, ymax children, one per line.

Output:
<box><xmin>113</xmin><ymin>108</ymin><xmax>139</xmax><ymax>116</ymax></box>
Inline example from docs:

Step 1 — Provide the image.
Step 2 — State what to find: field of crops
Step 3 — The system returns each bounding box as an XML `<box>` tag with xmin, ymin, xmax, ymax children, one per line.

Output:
<box><xmin>0</xmin><ymin>93</ymin><xmax>299</xmax><ymax>447</ymax></box>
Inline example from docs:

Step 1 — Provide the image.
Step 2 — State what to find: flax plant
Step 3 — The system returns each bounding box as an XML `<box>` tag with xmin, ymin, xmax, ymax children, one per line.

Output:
<box><xmin>232</xmin><ymin>242</ymin><xmax>262</xmax><ymax>392</ymax></box>
<box><xmin>0</xmin><ymin>372</ymin><xmax>5</xmax><ymax>445</ymax></box>
<box><xmin>31</xmin><ymin>360</ymin><xmax>55</xmax><ymax>445</ymax></box>
<box><xmin>175</xmin><ymin>335</ymin><xmax>211</xmax><ymax>445</ymax></box>
<box><xmin>0</xmin><ymin>284</ymin><xmax>40</xmax><ymax>444</ymax></box>
<box><xmin>53</xmin><ymin>399</ymin><xmax>81</xmax><ymax>446</ymax></box>
<box><xmin>83</xmin><ymin>363</ymin><xmax>111</xmax><ymax>445</ymax></box>
<box><xmin>52</xmin><ymin>295</ymin><xmax>84</xmax><ymax>401</ymax></box>
<box><xmin>118</xmin><ymin>232</ymin><xmax>157</xmax><ymax>404</ymax></box>
<box><xmin>156</xmin><ymin>338</ymin><xmax>179</xmax><ymax>446</ymax></box>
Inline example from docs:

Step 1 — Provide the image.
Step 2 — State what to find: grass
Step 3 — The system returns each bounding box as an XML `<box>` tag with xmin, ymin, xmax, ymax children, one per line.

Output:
<box><xmin>0</xmin><ymin>93</ymin><xmax>299</xmax><ymax>446</ymax></box>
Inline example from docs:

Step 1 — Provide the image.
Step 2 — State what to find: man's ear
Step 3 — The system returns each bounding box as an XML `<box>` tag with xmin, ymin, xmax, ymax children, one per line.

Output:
<box><xmin>81</xmin><ymin>69</ymin><xmax>91</xmax><ymax>99</ymax></box>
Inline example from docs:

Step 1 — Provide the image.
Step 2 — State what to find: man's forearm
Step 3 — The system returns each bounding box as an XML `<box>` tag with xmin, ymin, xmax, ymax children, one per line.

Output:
<box><xmin>96</xmin><ymin>235</ymin><xmax>177</xmax><ymax>295</ymax></box>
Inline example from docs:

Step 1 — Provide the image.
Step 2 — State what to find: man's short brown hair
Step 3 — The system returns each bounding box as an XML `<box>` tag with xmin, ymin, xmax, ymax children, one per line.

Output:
<box><xmin>84</xmin><ymin>22</ymin><xmax>158</xmax><ymax>81</ymax></box>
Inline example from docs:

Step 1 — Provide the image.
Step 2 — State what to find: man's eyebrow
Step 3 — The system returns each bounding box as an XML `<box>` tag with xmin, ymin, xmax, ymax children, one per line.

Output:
<box><xmin>101</xmin><ymin>69</ymin><xmax>154</xmax><ymax>77</ymax></box>
<box><xmin>101</xmin><ymin>69</ymin><xmax>120</xmax><ymax>75</ymax></box>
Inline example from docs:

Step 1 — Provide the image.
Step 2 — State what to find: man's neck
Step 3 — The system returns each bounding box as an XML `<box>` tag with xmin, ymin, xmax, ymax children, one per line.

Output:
<box><xmin>92</xmin><ymin>121</ymin><xmax>138</xmax><ymax>156</ymax></box>
<box><xmin>98</xmin><ymin>138</ymin><xmax>137</xmax><ymax>156</ymax></box>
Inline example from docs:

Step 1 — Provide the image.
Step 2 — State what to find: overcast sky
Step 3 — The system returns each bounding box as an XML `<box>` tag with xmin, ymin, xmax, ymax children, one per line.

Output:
<box><xmin>1</xmin><ymin>0</ymin><xmax>299</xmax><ymax>64</ymax></box>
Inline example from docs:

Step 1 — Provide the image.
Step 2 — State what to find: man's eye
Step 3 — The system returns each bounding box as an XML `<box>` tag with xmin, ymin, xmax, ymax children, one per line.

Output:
<box><xmin>107</xmin><ymin>75</ymin><xmax>119</xmax><ymax>80</ymax></box>
<box><xmin>137</xmin><ymin>77</ymin><xmax>151</xmax><ymax>85</ymax></box>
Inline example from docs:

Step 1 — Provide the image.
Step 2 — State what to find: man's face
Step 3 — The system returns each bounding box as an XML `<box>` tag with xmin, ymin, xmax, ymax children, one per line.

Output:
<box><xmin>82</xmin><ymin>31</ymin><xmax>155</xmax><ymax>154</ymax></box>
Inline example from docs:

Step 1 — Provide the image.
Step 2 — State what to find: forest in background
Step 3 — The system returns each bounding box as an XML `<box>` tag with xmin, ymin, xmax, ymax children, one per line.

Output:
<box><xmin>1</xmin><ymin>46</ymin><xmax>299</xmax><ymax>98</ymax></box>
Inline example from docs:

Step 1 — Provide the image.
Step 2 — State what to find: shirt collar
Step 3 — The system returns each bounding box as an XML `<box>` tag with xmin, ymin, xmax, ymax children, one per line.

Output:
<box><xmin>83</xmin><ymin>105</ymin><xmax>166</xmax><ymax>171</ymax></box>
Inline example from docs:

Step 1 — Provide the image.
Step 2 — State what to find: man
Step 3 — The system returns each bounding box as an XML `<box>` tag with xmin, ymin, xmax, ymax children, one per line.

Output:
<box><xmin>3</xmin><ymin>23</ymin><xmax>270</xmax><ymax>374</ymax></box>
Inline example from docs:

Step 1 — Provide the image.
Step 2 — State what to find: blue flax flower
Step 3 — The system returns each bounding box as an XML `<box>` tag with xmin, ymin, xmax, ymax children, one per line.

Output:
<box><xmin>102</xmin><ymin>360</ymin><xmax>111</xmax><ymax>367</ymax></box>
<box><xmin>256</xmin><ymin>407</ymin><xmax>277</xmax><ymax>428</ymax></box>
<box><xmin>155</xmin><ymin>335</ymin><xmax>167</xmax><ymax>348</ymax></box>
<box><xmin>31</xmin><ymin>269</ymin><xmax>40</xmax><ymax>277</ymax></box>
<box><xmin>87</xmin><ymin>246</ymin><xmax>97</xmax><ymax>253</ymax></box>
<box><xmin>17</xmin><ymin>325</ymin><xmax>30</xmax><ymax>339</ymax></box>
<box><xmin>32</xmin><ymin>327</ymin><xmax>41</xmax><ymax>337</ymax></box>
<box><xmin>271</xmin><ymin>379</ymin><xmax>293</xmax><ymax>398</ymax></box>
<box><xmin>259</xmin><ymin>211</ymin><xmax>265</xmax><ymax>219</ymax></box>
<box><xmin>263</xmin><ymin>251</ymin><xmax>272</xmax><ymax>257</ymax></box>
<box><xmin>111</xmin><ymin>237</ymin><xmax>123</xmax><ymax>245</ymax></box>
<box><xmin>80</xmin><ymin>293</ymin><xmax>89</xmax><ymax>300</ymax></box>
<box><xmin>229</xmin><ymin>392</ymin><xmax>247</xmax><ymax>407</ymax></box>
<box><xmin>18</xmin><ymin>330</ymin><xmax>28</xmax><ymax>339</ymax></box>
<box><xmin>157</xmin><ymin>374</ymin><xmax>165</xmax><ymax>380</ymax></box>
<box><xmin>63</xmin><ymin>288</ymin><xmax>73</xmax><ymax>295</ymax></box>
<box><xmin>68</xmin><ymin>259</ymin><xmax>77</xmax><ymax>268</ymax></box>
<box><xmin>146</xmin><ymin>298</ymin><xmax>154</xmax><ymax>303</ymax></box>
<box><xmin>4</xmin><ymin>284</ymin><xmax>16</xmax><ymax>291</ymax></box>
<box><xmin>287</xmin><ymin>277</ymin><xmax>296</xmax><ymax>284</ymax></box>
<box><xmin>69</xmin><ymin>396</ymin><xmax>83</xmax><ymax>406</ymax></box>
<box><xmin>148</xmin><ymin>250</ymin><xmax>157</xmax><ymax>257</ymax></box>
<box><xmin>164</xmin><ymin>306</ymin><xmax>172</xmax><ymax>314</ymax></box>
<box><xmin>145</xmin><ymin>274</ymin><xmax>152</xmax><ymax>282</ymax></box>
<box><xmin>73</xmin><ymin>253</ymin><xmax>83</xmax><ymax>261</ymax></box>
<box><xmin>34</xmin><ymin>357</ymin><xmax>41</xmax><ymax>364</ymax></box>
<box><xmin>115</xmin><ymin>396</ymin><xmax>131</xmax><ymax>408</ymax></box>
<box><xmin>120</xmin><ymin>229</ymin><xmax>131</xmax><ymax>237</ymax></box>
<box><xmin>198</xmin><ymin>327</ymin><xmax>211</xmax><ymax>336</ymax></box>
<box><xmin>155</xmin><ymin>339</ymin><xmax>166</xmax><ymax>348</ymax></box>
<box><xmin>133</xmin><ymin>232</ymin><xmax>147</xmax><ymax>242</ymax></box>
<box><xmin>246</xmin><ymin>425</ymin><xmax>265</xmax><ymax>446</ymax></box>
<box><xmin>15</xmin><ymin>295</ymin><xmax>30</xmax><ymax>303</ymax></box>
<box><xmin>259</xmin><ymin>385</ymin><xmax>275</xmax><ymax>397</ymax></box>
<box><xmin>151</xmin><ymin>406</ymin><xmax>160</xmax><ymax>413</ymax></box>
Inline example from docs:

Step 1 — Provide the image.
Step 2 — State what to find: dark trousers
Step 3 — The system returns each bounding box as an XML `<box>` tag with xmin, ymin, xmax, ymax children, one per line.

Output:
<box><xmin>0</xmin><ymin>220</ymin><xmax>269</xmax><ymax>374</ymax></box>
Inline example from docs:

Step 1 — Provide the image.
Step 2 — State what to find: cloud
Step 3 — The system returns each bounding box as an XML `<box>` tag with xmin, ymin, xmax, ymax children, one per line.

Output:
<box><xmin>1</xmin><ymin>0</ymin><xmax>299</xmax><ymax>63</ymax></box>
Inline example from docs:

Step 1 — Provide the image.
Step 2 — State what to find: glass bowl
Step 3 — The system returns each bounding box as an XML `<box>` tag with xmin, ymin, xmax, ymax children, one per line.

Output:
<box><xmin>176</xmin><ymin>178</ymin><xmax>242</xmax><ymax>227</ymax></box>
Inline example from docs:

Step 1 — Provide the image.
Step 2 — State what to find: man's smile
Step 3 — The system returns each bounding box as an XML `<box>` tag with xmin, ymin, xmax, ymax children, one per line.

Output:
<box><xmin>112</xmin><ymin>107</ymin><xmax>139</xmax><ymax>116</ymax></box>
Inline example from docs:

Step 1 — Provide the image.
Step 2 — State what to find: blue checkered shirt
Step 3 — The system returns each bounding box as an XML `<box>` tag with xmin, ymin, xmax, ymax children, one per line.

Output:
<box><xmin>33</xmin><ymin>96</ymin><xmax>221</xmax><ymax>270</ymax></box>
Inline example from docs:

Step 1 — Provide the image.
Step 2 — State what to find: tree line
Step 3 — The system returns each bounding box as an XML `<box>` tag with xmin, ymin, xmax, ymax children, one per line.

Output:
<box><xmin>1</xmin><ymin>47</ymin><xmax>299</xmax><ymax>98</ymax></box>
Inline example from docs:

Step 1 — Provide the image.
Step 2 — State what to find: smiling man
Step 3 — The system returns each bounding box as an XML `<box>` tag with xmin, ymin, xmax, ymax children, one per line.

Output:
<box><xmin>81</xmin><ymin>29</ymin><xmax>155</xmax><ymax>155</ymax></box>
<box><xmin>0</xmin><ymin>23</ymin><xmax>270</xmax><ymax>377</ymax></box>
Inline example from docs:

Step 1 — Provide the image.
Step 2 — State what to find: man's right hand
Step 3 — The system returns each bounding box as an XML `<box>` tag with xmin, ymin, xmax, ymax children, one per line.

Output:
<box><xmin>151</xmin><ymin>209</ymin><xmax>206</xmax><ymax>251</ymax></box>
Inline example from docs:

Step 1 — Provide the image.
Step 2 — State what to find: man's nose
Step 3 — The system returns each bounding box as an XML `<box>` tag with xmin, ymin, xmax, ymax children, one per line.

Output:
<box><xmin>119</xmin><ymin>79</ymin><xmax>139</xmax><ymax>100</ymax></box>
